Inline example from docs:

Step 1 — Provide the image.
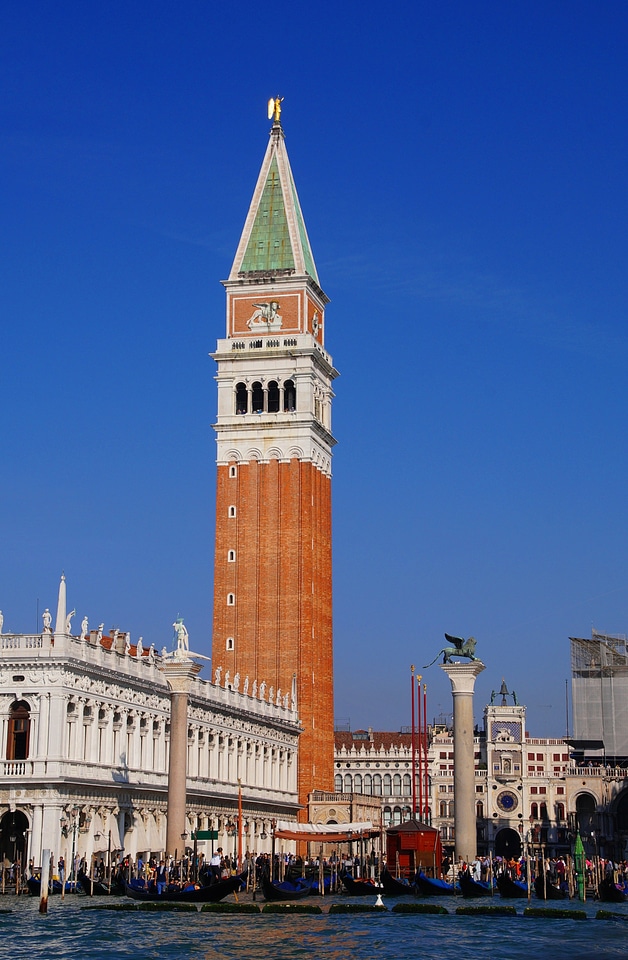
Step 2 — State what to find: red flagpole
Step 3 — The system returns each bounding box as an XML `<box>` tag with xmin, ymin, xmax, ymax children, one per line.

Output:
<box><xmin>410</xmin><ymin>666</ymin><xmax>416</xmax><ymax>816</ymax></box>
<box><xmin>417</xmin><ymin>674</ymin><xmax>422</xmax><ymax>821</ymax></box>
<box><xmin>237</xmin><ymin>778</ymin><xmax>243</xmax><ymax>871</ymax></box>
<box><xmin>423</xmin><ymin>683</ymin><xmax>429</xmax><ymax>822</ymax></box>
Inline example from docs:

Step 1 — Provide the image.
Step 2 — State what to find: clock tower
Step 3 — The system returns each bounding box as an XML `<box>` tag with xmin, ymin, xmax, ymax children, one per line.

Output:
<box><xmin>211</xmin><ymin>107</ymin><xmax>338</xmax><ymax>812</ymax></box>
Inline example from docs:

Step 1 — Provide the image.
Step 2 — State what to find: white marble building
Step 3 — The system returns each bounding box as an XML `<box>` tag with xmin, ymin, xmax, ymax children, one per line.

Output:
<box><xmin>0</xmin><ymin>577</ymin><xmax>300</xmax><ymax>869</ymax></box>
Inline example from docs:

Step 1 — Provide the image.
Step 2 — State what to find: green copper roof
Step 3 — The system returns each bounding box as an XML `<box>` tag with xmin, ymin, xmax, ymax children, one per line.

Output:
<box><xmin>236</xmin><ymin>141</ymin><xmax>319</xmax><ymax>284</ymax></box>
<box><xmin>240</xmin><ymin>157</ymin><xmax>295</xmax><ymax>274</ymax></box>
<box><xmin>290</xmin><ymin>169</ymin><xmax>318</xmax><ymax>283</ymax></box>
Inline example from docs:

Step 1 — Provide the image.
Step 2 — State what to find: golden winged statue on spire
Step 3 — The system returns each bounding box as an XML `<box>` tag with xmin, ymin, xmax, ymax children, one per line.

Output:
<box><xmin>267</xmin><ymin>96</ymin><xmax>284</xmax><ymax>123</ymax></box>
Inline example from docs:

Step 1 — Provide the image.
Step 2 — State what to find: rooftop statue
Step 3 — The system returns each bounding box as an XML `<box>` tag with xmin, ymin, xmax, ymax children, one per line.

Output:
<box><xmin>172</xmin><ymin>617</ymin><xmax>189</xmax><ymax>657</ymax></box>
<box><xmin>268</xmin><ymin>95</ymin><xmax>284</xmax><ymax>123</ymax></box>
<box><xmin>424</xmin><ymin>633</ymin><xmax>478</xmax><ymax>668</ymax></box>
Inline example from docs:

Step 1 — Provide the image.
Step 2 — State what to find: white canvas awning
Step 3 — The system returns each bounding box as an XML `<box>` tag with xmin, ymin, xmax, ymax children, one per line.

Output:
<box><xmin>274</xmin><ymin>821</ymin><xmax>379</xmax><ymax>843</ymax></box>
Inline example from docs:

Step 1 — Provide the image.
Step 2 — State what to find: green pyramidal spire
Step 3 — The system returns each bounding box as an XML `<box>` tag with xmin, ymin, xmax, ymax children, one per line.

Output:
<box><xmin>229</xmin><ymin>120</ymin><xmax>319</xmax><ymax>285</ymax></box>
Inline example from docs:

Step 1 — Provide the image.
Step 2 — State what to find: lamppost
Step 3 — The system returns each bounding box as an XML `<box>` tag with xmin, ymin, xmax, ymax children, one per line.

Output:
<box><xmin>270</xmin><ymin>819</ymin><xmax>277</xmax><ymax>881</ymax></box>
<box><xmin>181</xmin><ymin>832</ymin><xmax>189</xmax><ymax>880</ymax></box>
<box><xmin>60</xmin><ymin>805</ymin><xmax>80</xmax><ymax>881</ymax></box>
<box><xmin>226</xmin><ymin>821</ymin><xmax>237</xmax><ymax>864</ymax></box>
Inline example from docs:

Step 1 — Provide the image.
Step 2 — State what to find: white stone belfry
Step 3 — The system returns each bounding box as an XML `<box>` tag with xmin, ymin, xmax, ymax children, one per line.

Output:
<box><xmin>441</xmin><ymin>660</ymin><xmax>485</xmax><ymax>864</ymax></box>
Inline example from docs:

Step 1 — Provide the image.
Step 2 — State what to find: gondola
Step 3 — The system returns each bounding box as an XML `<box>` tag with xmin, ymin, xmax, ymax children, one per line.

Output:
<box><xmin>77</xmin><ymin>870</ymin><xmax>125</xmax><ymax>896</ymax></box>
<box><xmin>26</xmin><ymin>877</ymin><xmax>75</xmax><ymax>896</ymax></box>
<box><xmin>125</xmin><ymin>874</ymin><xmax>244</xmax><ymax>903</ymax></box>
<box><xmin>533</xmin><ymin>874</ymin><xmax>567</xmax><ymax>900</ymax></box>
<box><xmin>414</xmin><ymin>870</ymin><xmax>456</xmax><ymax>897</ymax></box>
<box><xmin>458</xmin><ymin>870</ymin><xmax>492</xmax><ymax>898</ymax></box>
<box><xmin>260</xmin><ymin>874</ymin><xmax>312</xmax><ymax>901</ymax></box>
<box><xmin>341</xmin><ymin>874</ymin><xmax>384</xmax><ymax>896</ymax></box>
<box><xmin>380</xmin><ymin>868</ymin><xmax>414</xmax><ymax>896</ymax></box>
<box><xmin>597</xmin><ymin>876</ymin><xmax>628</xmax><ymax>903</ymax></box>
<box><xmin>496</xmin><ymin>873</ymin><xmax>528</xmax><ymax>899</ymax></box>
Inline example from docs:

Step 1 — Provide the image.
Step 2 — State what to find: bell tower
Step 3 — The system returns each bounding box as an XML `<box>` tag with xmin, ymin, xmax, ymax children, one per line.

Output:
<box><xmin>211</xmin><ymin>102</ymin><xmax>338</xmax><ymax>811</ymax></box>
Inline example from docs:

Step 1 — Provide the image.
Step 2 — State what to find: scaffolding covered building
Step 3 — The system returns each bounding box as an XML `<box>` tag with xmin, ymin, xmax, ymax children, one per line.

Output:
<box><xmin>571</xmin><ymin>630</ymin><xmax>628</xmax><ymax>763</ymax></box>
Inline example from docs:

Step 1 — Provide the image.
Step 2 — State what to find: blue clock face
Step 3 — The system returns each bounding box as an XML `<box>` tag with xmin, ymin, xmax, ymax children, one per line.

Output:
<box><xmin>497</xmin><ymin>791</ymin><xmax>518</xmax><ymax>812</ymax></box>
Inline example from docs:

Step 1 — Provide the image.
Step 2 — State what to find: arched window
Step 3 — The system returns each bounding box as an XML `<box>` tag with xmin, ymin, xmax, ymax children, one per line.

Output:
<box><xmin>392</xmin><ymin>806</ymin><xmax>402</xmax><ymax>825</ymax></box>
<box><xmin>439</xmin><ymin>801</ymin><xmax>448</xmax><ymax>817</ymax></box>
<box><xmin>393</xmin><ymin>773</ymin><xmax>401</xmax><ymax>795</ymax></box>
<box><xmin>401</xmin><ymin>805</ymin><xmax>411</xmax><ymax>822</ymax></box>
<box><xmin>353</xmin><ymin>773</ymin><xmax>362</xmax><ymax>794</ymax></box>
<box><xmin>403</xmin><ymin>774</ymin><xmax>411</xmax><ymax>795</ymax></box>
<box><xmin>226</xmin><ymin>637</ymin><xmax>234</xmax><ymax>651</ymax></box>
<box><xmin>555</xmin><ymin>802</ymin><xmax>565</xmax><ymax>821</ymax></box>
<box><xmin>530</xmin><ymin>802</ymin><xmax>538</xmax><ymax>819</ymax></box>
<box><xmin>283</xmin><ymin>379</ymin><xmax>296</xmax><ymax>412</ymax></box>
<box><xmin>373</xmin><ymin>774</ymin><xmax>382</xmax><ymax>796</ymax></box>
<box><xmin>235</xmin><ymin>383</ymin><xmax>248</xmax><ymax>415</ymax></box>
<box><xmin>539</xmin><ymin>802</ymin><xmax>548</xmax><ymax>821</ymax></box>
<box><xmin>476</xmin><ymin>801</ymin><xmax>484</xmax><ymax>818</ymax></box>
<box><xmin>227</xmin><ymin>593</ymin><xmax>235</xmax><ymax>606</ymax></box>
<box><xmin>334</xmin><ymin>774</ymin><xmax>342</xmax><ymax>792</ymax></box>
<box><xmin>575</xmin><ymin>793</ymin><xmax>596</xmax><ymax>836</ymax></box>
<box><xmin>383</xmin><ymin>773</ymin><xmax>392</xmax><ymax>796</ymax></box>
<box><xmin>267</xmin><ymin>381</ymin><xmax>280</xmax><ymax>413</ymax></box>
<box><xmin>228</xmin><ymin>550</ymin><xmax>236</xmax><ymax>562</ymax></box>
<box><xmin>252</xmin><ymin>382</ymin><xmax>264</xmax><ymax>413</ymax></box>
<box><xmin>228</xmin><ymin>505</ymin><xmax>236</xmax><ymax>518</ymax></box>
<box><xmin>6</xmin><ymin>701</ymin><xmax>30</xmax><ymax>760</ymax></box>
<box><xmin>383</xmin><ymin>806</ymin><xmax>392</xmax><ymax>827</ymax></box>
<box><xmin>343</xmin><ymin>773</ymin><xmax>352</xmax><ymax>792</ymax></box>
<box><xmin>363</xmin><ymin>774</ymin><xmax>372</xmax><ymax>795</ymax></box>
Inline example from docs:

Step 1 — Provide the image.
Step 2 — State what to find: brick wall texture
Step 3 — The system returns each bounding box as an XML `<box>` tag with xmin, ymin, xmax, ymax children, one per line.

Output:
<box><xmin>212</xmin><ymin>458</ymin><xmax>334</xmax><ymax>813</ymax></box>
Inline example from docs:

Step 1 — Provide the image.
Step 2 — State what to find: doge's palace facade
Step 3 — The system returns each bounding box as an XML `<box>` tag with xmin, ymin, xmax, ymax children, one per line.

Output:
<box><xmin>0</xmin><ymin>577</ymin><xmax>300</xmax><ymax>868</ymax></box>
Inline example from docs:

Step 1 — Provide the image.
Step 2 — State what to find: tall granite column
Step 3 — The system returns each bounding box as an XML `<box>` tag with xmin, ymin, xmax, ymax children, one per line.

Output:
<box><xmin>160</xmin><ymin>659</ymin><xmax>201</xmax><ymax>857</ymax></box>
<box><xmin>441</xmin><ymin>661</ymin><xmax>485</xmax><ymax>864</ymax></box>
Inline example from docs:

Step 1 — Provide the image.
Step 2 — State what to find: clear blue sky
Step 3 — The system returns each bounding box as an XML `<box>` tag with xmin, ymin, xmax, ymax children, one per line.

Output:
<box><xmin>2</xmin><ymin>1</ymin><xmax>627</xmax><ymax>737</ymax></box>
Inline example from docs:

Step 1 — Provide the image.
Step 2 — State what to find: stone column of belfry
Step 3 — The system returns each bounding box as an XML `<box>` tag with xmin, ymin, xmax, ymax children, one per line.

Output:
<box><xmin>160</xmin><ymin>659</ymin><xmax>202</xmax><ymax>856</ymax></box>
<box><xmin>441</xmin><ymin>661</ymin><xmax>485</xmax><ymax>864</ymax></box>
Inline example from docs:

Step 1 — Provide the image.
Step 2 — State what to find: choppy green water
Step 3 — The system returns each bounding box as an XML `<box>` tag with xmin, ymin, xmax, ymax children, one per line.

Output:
<box><xmin>4</xmin><ymin>894</ymin><xmax>628</xmax><ymax>960</ymax></box>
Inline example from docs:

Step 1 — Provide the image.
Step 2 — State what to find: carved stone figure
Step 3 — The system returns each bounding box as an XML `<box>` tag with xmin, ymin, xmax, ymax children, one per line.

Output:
<box><xmin>259</xmin><ymin>681</ymin><xmax>266</xmax><ymax>700</ymax></box>
<box><xmin>233</xmin><ymin>672</ymin><xmax>240</xmax><ymax>692</ymax></box>
<box><xmin>252</xmin><ymin>680</ymin><xmax>258</xmax><ymax>698</ymax></box>
<box><xmin>148</xmin><ymin>644</ymin><xmax>155</xmax><ymax>661</ymax></box>
<box><xmin>247</xmin><ymin>300</ymin><xmax>282</xmax><ymax>331</ymax></box>
<box><xmin>424</xmin><ymin>634</ymin><xmax>479</xmax><ymax>668</ymax></box>
<box><xmin>214</xmin><ymin>666</ymin><xmax>222</xmax><ymax>685</ymax></box>
<box><xmin>161</xmin><ymin>646</ymin><xmax>168</xmax><ymax>659</ymax></box>
<box><xmin>243</xmin><ymin>676</ymin><xmax>249</xmax><ymax>695</ymax></box>
<box><xmin>276</xmin><ymin>688</ymin><xmax>282</xmax><ymax>706</ymax></box>
<box><xmin>96</xmin><ymin>623</ymin><xmax>104</xmax><ymax>643</ymax></box>
<box><xmin>0</xmin><ymin>610</ymin><xmax>4</xmax><ymax>634</ymax></box>
<box><xmin>80</xmin><ymin>616</ymin><xmax>88</xmax><ymax>641</ymax></box>
<box><xmin>172</xmin><ymin>618</ymin><xmax>189</xmax><ymax>655</ymax></box>
<box><xmin>66</xmin><ymin>609</ymin><xmax>76</xmax><ymax>635</ymax></box>
<box><xmin>136</xmin><ymin>637</ymin><xmax>143</xmax><ymax>658</ymax></box>
<box><xmin>42</xmin><ymin>609</ymin><xmax>52</xmax><ymax>632</ymax></box>
<box><xmin>224</xmin><ymin>670</ymin><xmax>230</xmax><ymax>688</ymax></box>
<box><xmin>124</xmin><ymin>633</ymin><xmax>131</xmax><ymax>654</ymax></box>
<box><xmin>269</xmin><ymin>686</ymin><xmax>274</xmax><ymax>705</ymax></box>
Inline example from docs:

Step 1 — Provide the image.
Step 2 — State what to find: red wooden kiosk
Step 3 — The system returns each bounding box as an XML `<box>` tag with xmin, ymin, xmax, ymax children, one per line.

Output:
<box><xmin>386</xmin><ymin>820</ymin><xmax>443</xmax><ymax>879</ymax></box>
